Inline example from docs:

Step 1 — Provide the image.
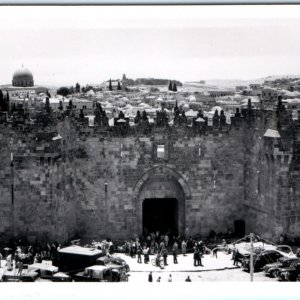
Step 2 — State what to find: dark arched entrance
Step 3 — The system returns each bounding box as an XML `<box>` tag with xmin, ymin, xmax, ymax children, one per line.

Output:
<box><xmin>133</xmin><ymin>165</ymin><xmax>191</xmax><ymax>236</ymax></box>
<box><xmin>143</xmin><ymin>198</ymin><xmax>178</xmax><ymax>235</ymax></box>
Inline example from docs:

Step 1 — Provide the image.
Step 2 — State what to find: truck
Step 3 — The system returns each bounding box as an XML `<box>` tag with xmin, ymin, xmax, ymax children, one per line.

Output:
<box><xmin>57</xmin><ymin>245</ymin><xmax>103</xmax><ymax>273</ymax></box>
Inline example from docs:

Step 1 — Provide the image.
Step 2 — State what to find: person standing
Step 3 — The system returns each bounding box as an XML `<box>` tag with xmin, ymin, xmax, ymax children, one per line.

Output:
<box><xmin>164</xmin><ymin>234</ymin><xmax>169</xmax><ymax>247</ymax></box>
<box><xmin>168</xmin><ymin>274</ymin><xmax>172</xmax><ymax>282</ymax></box>
<box><xmin>173</xmin><ymin>241</ymin><xmax>178</xmax><ymax>264</ymax></box>
<box><xmin>156</xmin><ymin>276</ymin><xmax>161</xmax><ymax>282</ymax></box>
<box><xmin>233</xmin><ymin>249</ymin><xmax>240</xmax><ymax>266</ymax></box>
<box><xmin>185</xmin><ymin>276</ymin><xmax>192</xmax><ymax>282</ymax></box>
<box><xmin>137</xmin><ymin>247</ymin><xmax>142</xmax><ymax>263</ymax></box>
<box><xmin>17</xmin><ymin>261</ymin><xmax>23</xmax><ymax>277</ymax></box>
<box><xmin>198</xmin><ymin>249</ymin><xmax>204</xmax><ymax>267</ymax></box>
<box><xmin>172</xmin><ymin>248</ymin><xmax>178</xmax><ymax>264</ymax></box>
<box><xmin>193</xmin><ymin>249</ymin><xmax>199</xmax><ymax>267</ymax></box>
<box><xmin>212</xmin><ymin>247</ymin><xmax>218</xmax><ymax>258</ymax></box>
<box><xmin>6</xmin><ymin>254</ymin><xmax>13</xmax><ymax>271</ymax></box>
<box><xmin>143</xmin><ymin>246</ymin><xmax>149</xmax><ymax>264</ymax></box>
<box><xmin>161</xmin><ymin>247</ymin><xmax>168</xmax><ymax>266</ymax></box>
<box><xmin>181</xmin><ymin>240</ymin><xmax>187</xmax><ymax>256</ymax></box>
<box><xmin>148</xmin><ymin>271</ymin><xmax>153</xmax><ymax>282</ymax></box>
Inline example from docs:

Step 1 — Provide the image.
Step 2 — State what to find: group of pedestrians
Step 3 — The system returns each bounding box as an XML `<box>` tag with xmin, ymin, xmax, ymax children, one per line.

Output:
<box><xmin>122</xmin><ymin>232</ymin><xmax>211</xmax><ymax>268</ymax></box>
<box><xmin>0</xmin><ymin>238</ymin><xmax>63</xmax><ymax>274</ymax></box>
<box><xmin>148</xmin><ymin>271</ymin><xmax>192</xmax><ymax>282</ymax></box>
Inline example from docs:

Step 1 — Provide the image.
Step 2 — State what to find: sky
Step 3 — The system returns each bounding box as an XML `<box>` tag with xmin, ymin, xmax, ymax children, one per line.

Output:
<box><xmin>1</xmin><ymin>5</ymin><xmax>300</xmax><ymax>86</ymax></box>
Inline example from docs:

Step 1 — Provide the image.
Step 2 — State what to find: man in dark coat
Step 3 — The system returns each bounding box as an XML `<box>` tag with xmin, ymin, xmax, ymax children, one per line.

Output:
<box><xmin>148</xmin><ymin>271</ymin><xmax>153</xmax><ymax>282</ymax></box>
<box><xmin>161</xmin><ymin>247</ymin><xmax>168</xmax><ymax>266</ymax></box>
<box><xmin>194</xmin><ymin>249</ymin><xmax>199</xmax><ymax>266</ymax></box>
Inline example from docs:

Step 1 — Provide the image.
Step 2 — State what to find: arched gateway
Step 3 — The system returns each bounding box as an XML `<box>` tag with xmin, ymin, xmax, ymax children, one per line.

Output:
<box><xmin>133</xmin><ymin>165</ymin><xmax>191</xmax><ymax>236</ymax></box>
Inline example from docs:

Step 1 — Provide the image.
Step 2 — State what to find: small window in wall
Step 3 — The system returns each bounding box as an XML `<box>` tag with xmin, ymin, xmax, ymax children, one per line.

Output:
<box><xmin>157</xmin><ymin>145</ymin><xmax>165</xmax><ymax>158</ymax></box>
<box><xmin>198</xmin><ymin>144</ymin><xmax>201</xmax><ymax>156</ymax></box>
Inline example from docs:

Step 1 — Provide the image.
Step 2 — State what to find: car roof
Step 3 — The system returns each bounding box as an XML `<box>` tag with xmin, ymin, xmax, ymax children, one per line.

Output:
<box><xmin>28</xmin><ymin>264</ymin><xmax>58</xmax><ymax>272</ymax></box>
<box><xmin>86</xmin><ymin>265</ymin><xmax>109</xmax><ymax>271</ymax></box>
<box><xmin>58</xmin><ymin>245</ymin><xmax>102</xmax><ymax>256</ymax></box>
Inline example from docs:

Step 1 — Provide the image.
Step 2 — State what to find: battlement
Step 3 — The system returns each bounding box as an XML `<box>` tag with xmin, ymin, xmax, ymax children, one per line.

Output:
<box><xmin>0</xmin><ymin>99</ymin><xmax>300</xmax><ymax>243</ymax></box>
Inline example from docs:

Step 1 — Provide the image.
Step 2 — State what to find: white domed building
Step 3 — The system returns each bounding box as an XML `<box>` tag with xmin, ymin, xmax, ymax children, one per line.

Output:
<box><xmin>0</xmin><ymin>66</ymin><xmax>48</xmax><ymax>108</ymax></box>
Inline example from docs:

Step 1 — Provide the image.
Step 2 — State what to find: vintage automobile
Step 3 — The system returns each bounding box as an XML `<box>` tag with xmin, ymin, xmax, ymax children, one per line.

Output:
<box><xmin>242</xmin><ymin>250</ymin><xmax>284</xmax><ymax>272</ymax></box>
<box><xmin>74</xmin><ymin>264</ymin><xmax>128</xmax><ymax>282</ymax></box>
<box><xmin>27</xmin><ymin>263</ymin><xmax>71</xmax><ymax>282</ymax></box>
<box><xmin>276</xmin><ymin>262</ymin><xmax>300</xmax><ymax>281</ymax></box>
<box><xmin>1</xmin><ymin>270</ymin><xmax>39</xmax><ymax>282</ymax></box>
<box><xmin>96</xmin><ymin>255</ymin><xmax>130</xmax><ymax>272</ymax></box>
<box><xmin>263</xmin><ymin>257</ymin><xmax>300</xmax><ymax>278</ymax></box>
<box><xmin>58</xmin><ymin>245</ymin><xmax>103</xmax><ymax>273</ymax></box>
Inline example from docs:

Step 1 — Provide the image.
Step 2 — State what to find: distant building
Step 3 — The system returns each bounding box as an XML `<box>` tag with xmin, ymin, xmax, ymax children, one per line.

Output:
<box><xmin>249</xmin><ymin>84</ymin><xmax>261</xmax><ymax>90</ymax></box>
<box><xmin>43</xmin><ymin>97</ymin><xmax>93</xmax><ymax>112</ymax></box>
<box><xmin>208</xmin><ymin>90</ymin><xmax>234</xmax><ymax>98</ymax></box>
<box><xmin>235</xmin><ymin>85</ymin><xmax>247</xmax><ymax>91</ymax></box>
<box><xmin>262</xmin><ymin>87</ymin><xmax>282</xmax><ymax>103</ymax></box>
<box><xmin>0</xmin><ymin>66</ymin><xmax>48</xmax><ymax>109</ymax></box>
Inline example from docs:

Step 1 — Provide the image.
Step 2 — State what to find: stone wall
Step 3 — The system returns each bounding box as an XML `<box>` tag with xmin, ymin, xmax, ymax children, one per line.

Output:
<box><xmin>0</xmin><ymin>108</ymin><xmax>299</xmax><ymax>242</ymax></box>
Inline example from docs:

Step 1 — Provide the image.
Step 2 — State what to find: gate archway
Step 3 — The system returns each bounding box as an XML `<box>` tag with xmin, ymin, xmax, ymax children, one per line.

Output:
<box><xmin>133</xmin><ymin>165</ymin><xmax>191</xmax><ymax>236</ymax></box>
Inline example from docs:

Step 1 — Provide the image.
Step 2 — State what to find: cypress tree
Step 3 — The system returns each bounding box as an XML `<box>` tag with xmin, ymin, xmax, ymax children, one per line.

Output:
<box><xmin>109</xmin><ymin>79</ymin><xmax>113</xmax><ymax>91</ymax></box>
<box><xmin>117</xmin><ymin>81</ymin><xmax>122</xmax><ymax>90</ymax></box>
<box><xmin>0</xmin><ymin>89</ymin><xmax>3</xmax><ymax>111</ymax></box>
<box><xmin>172</xmin><ymin>83</ymin><xmax>177</xmax><ymax>92</ymax></box>
<box><xmin>6</xmin><ymin>92</ymin><xmax>10</xmax><ymax>112</ymax></box>
<box><xmin>75</xmin><ymin>83</ymin><xmax>80</xmax><ymax>93</ymax></box>
<box><xmin>168</xmin><ymin>81</ymin><xmax>172</xmax><ymax>91</ymax></box>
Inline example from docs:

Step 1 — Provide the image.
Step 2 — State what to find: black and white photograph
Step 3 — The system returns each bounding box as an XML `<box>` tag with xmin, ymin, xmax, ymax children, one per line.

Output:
<box><xmin>0</xmin><ymin>4</ymin><xmax>300</xmax><ymax>295</ymax></box>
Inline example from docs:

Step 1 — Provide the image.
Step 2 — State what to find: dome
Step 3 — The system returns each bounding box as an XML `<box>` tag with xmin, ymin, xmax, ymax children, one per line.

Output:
<box><xmin>12</xmin><ymin>67</ymin><xmax>34</xmax><ymax>87</ymax></box>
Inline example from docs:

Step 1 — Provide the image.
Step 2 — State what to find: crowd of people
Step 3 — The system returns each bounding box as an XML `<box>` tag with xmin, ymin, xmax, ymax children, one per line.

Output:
<box><xmin>120</xmin><ymin>231</ymin><xmax>211</xmax><ymax>268</ymax></box>
<box><xmin>0</xmin><ymin>238</ymin><xmax>64</xmax><ymax>272</ymax></box>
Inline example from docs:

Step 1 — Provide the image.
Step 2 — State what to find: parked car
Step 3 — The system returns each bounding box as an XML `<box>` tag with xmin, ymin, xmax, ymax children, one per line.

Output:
<box><xmin>20</xmin><ymin>270</ymin><xmax>40</xmax><ymax>282</ymax></box>
<box><xmin>277</xmin><ymin>262</ymin><xmax>300</xmax><ymax>281</ymax></box>
<box><xmin>74</xmin><ymin>264</ymin><xmax>128</xmax><ymax>282</ymax></box>
<box><xmin>263</xmin><ymin>257</ymin><xmax>300</xmax><ymax>278</ymax></box>
<box><xmin>242</xmin><ymin>250</ymin><xmax>284</xmax><ymax>272</ymax></box>
<box><xmin>1</xmin><ymin>270</ymin><xmax>39</xmax><ymax>282</ymax></box>
<box><xmin>27</xmin><ymin>263</ymin><xmax>71</xmax><ymax>282</ymax></box>
<box><xmin>96</xmin><ymin>255</ymin><xmax>130</xmax><ymax>272</ymax></box>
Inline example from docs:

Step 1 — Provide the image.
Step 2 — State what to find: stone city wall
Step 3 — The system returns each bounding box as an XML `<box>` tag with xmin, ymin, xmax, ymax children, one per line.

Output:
<box><xmin>0</xmin><ymin>107</ymin><xmax>299</xmax><ymax>242</ymax></box>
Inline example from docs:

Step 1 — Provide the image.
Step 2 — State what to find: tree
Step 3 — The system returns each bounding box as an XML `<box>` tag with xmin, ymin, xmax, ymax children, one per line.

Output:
<box><xmin>0</xmin><ymin>89</ymin><xmax>3</xmax><ymax>111</ymax></box>
<box><xmin>75</xmin><ymin>83</ymin><xmax>81</xmax><ymax>93</ymax></box>
<box><xmin>174</xmin><ymin>100</ymin><xmax>179</xmax><ymax>114</ymax></box>
<box><xmin>57</xmin><ymin>87</ymin><xmax>69</xmax><ymax>97</ymax></box>
<box><xmin>168</xmin><ymin>81</ymin><xmax>173</xmax><ymax>91</ymax></box>
<box><xmin>142</xmin><ymin>110</ymin><xmax>148</xmax><ymax>121</ymax></box>
<box><xmin>11</xmin><ymin>103</ymin><xmax>17</xmax><ymax>112</ymax></box>
<box><xmin>109</xmin><ymin>79</ymin><xmax>113</xmax><ymax>91</ymax></box>
<box><xmin>45</xmin><ymin>97</ymin><xmax>51</xmax><ymax>113</ymax></box>
<box><xmin>69</xmin><ymin>86</ymin><xmax>74</xmax><ymax>94</ymax></box>
<box><xmin>59</xmin><ymin>101</ymin><xmax>63</xmax><ymax>111</ymax></box>
<box><xmin>172</xmin><ymin>83</ymin><xmax>177</xmax><ymax>92</ymax></box>
<box><xmin>117</xmin><ymin>81</ymin><xmax>122</xmax><ymax>90</ymax></box>
<box><xmin>68</xmin><ymin>100</ymin><xmax>73</xmax><ymax>110</ymax></box>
